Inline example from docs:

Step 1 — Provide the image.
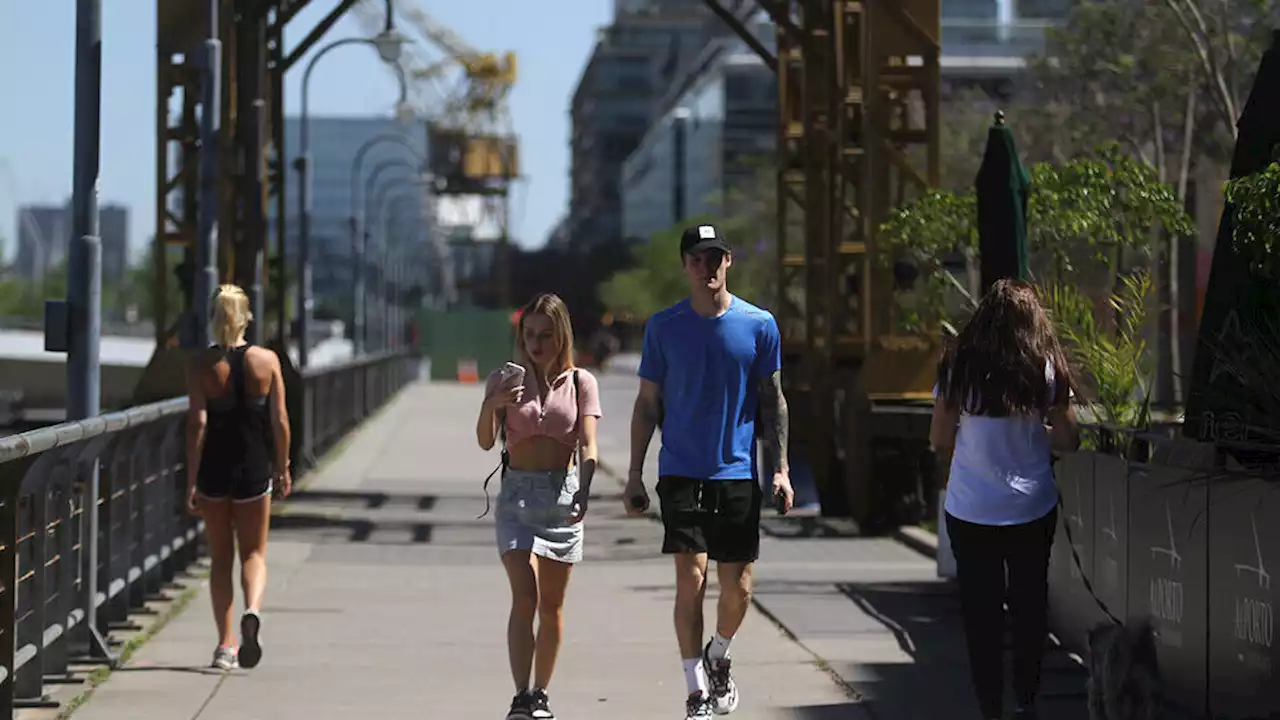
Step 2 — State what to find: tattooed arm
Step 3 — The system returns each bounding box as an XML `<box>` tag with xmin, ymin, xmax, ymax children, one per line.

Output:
<box><xmin>757</xmin><ymin>370</ymin><xmax>790</xmax><ymax>476</ymax></box>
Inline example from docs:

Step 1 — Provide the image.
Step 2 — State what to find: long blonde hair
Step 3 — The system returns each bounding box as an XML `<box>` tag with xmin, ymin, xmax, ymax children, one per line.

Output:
<box><xmin>517</xmin><ymin>293</ymin><xmax>575</xmax><ymax>375</ymax></box>
<box><xmin>211</xmin><ymin>284</ymin><xmax>252</xmax><ymax>348</ymax></box>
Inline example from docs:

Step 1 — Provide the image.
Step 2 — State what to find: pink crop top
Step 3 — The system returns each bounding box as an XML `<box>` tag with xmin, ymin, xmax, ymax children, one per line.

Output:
<box><xmin>486</xmin><ymin>366</ymin><xmax>603</xmax><ymax>448</ymax></box>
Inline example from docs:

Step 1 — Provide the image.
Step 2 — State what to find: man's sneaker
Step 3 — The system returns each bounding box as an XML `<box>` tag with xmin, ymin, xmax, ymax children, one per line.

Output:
<box><xmin>211</xmin><ymin>645</ymin><xmax>238</xmax><ymax>670</ymax></box>
<box><xmin>528</xmin><ymin>688</ymin><xmax>556</xmax><ymax>719</ymax></box>
<box><xmin>703</xmin><ymin>642</ymin><xmax>740</xmax><ymax>714</ymax></box>
<box><xmin>239</xmin><ymin>610</ymin><xmax>264</xmax><ymax>669</ymax></box>
<box><xmin>505</xmin><ymin>691</ymin><xmax>533</xmax><ymax>720</ymax></box>
<box><xmin>685</xmin><ymin>692</ymin><xmax>714</xmax><ymax>719</ymax></box>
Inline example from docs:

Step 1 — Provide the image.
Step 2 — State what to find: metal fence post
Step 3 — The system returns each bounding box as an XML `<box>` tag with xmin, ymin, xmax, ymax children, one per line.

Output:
<box><xmin>67</xmin><ymin>0</ymin><xmax>113</xmax><ymax>666</ymax></box>
<box><xmin>193</xmin><ymin>0</ymin><xmax>221</xmax><ymax>348</ymax></box>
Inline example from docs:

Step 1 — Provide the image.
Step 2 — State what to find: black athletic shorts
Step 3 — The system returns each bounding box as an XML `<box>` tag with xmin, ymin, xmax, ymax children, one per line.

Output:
<box><xmin>656</xmin><ymin>476</ymin><xmax>763</xmax><ymax>563</ymax></box>
<box><xmin>197</xmin><ymin>468</ymin><xmax>273</xmax><ymax>503</ymax></box>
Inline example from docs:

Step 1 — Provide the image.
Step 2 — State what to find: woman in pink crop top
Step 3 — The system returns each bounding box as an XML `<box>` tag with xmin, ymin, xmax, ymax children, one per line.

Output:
<box><xmin>475</xmin><ymin>293</ymin><xmax>602</xmax><ymax>720</ymax></box>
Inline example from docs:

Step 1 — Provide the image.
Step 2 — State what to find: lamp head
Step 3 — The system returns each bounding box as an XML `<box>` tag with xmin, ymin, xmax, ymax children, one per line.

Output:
<box><xmin>373</xmin><ymin>30</ymin><xmax>407</xmax><ymax>64</ymax></box>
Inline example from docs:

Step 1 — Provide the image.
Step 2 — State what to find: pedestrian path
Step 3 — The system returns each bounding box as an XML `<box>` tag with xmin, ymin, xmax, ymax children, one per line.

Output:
<box><xmin>590</xmin><ymin>369</ymin><xmax>1090</xmax><ymax>720</ymax></box>
<box><xmin>65</xmin><ymin>381</ymin><xmax>862</xmax><ymax>720</ymax></box>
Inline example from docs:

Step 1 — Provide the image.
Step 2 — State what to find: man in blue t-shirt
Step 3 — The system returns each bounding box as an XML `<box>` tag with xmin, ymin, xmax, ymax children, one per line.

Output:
<box><xmin>625</xmin><ymin>223</ymin><xmax>793</xmax><ymax>720</ymax></box>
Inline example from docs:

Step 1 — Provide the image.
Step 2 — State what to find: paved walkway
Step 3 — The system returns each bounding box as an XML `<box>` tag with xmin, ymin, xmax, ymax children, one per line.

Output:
<box><xmin>69</xmin><ymin>380</ymin><xmax>861</xmax><ymax>720</ymax></box>
<box><xmin>591</xmin><ymin>371</ymin><xmax>1090</xmax><ymax>720</ymax></box>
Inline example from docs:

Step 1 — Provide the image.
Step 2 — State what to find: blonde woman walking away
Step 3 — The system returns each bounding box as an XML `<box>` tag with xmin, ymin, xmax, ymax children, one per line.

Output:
<box><xmin>476</xmin><ymin>293</ymin><xmax>602</xmax><ymax>720</ymax></box>
<box><xmin>185</xmin><ymin>284</ymin><xmax>292</xmax><ymax>670</ymax></box>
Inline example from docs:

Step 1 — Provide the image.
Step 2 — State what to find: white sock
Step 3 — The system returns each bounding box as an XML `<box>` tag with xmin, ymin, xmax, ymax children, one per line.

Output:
<box><xmin>682</xmin><ymin>657</ymin><xmax>708</xmax><ymax>696</ymax></box>
<box><xmin>707</xmin><ymin>633</ymin><xmax>733</xmax><ymax>665</ymax></box>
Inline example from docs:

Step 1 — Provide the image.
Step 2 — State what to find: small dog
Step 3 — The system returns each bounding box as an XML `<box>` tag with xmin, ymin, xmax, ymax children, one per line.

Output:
<box><xmin>1085</xmin><ymin>620</ymin><xmax>1164</xmax><ymax>720</ymax></box>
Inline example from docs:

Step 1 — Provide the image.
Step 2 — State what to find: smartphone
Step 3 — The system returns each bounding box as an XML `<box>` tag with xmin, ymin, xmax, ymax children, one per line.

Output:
<box><xmin>500</xmin><ymin>362</ymin><xmax>526</xmax><ymax>388</ymax></box>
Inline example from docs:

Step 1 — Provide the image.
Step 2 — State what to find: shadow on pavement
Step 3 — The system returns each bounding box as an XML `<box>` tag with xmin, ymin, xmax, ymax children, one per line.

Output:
<box><xmin>760</xmin><ymin>516</ymin><xmax>865</xmax><ymax>539</ymax></box>
<box><xmin>782</xmin><ymin>702</ymin><xmax>874</xmax><ymax>718</ymax></box>
<box><xmin>830</xmin><ymin>581</ymin><xmax>1089</xmax><ymax>720</ymax></box>
<box><xmin>279</xmin><ymin>488</ymin><xmax>438</xmax><ymax>510</ymax></box>
<box><xmin>114</xmin><ymin>664</ymin><xmax>225</xmax><ymax>676</ymax></box>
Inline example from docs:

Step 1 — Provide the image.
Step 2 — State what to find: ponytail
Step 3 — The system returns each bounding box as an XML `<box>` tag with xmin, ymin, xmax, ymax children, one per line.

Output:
<box><xmin>211</xmin><ymin>284</ymin><xmax>251</xmax><ymax>348</ymax></box>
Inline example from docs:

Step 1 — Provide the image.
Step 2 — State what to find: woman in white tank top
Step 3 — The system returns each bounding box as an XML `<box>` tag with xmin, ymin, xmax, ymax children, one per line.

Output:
<box><xmin>929</xmin><ymin>279</ymin><xmax>1081</xmax><ymax>720</ymax></box>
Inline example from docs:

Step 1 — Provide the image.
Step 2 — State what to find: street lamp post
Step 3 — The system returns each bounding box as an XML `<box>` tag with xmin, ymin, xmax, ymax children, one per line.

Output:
<box><xmin>367</xmin><ymin>184</ymin><xmax>417</xmax><ymax>351</ymax></box>
<box><xmin>66</xmin><ymin>0</ymin><xmax>113</xmax><ymax>663</ymax></box>
<box><xmin>380</xmin><ymin>194</ymin><xmax>413</xmax><ymax>350</ymax></box>
<box><xmin>296</xmin><ymin>30</ymin><xmax>405</xmax><ymax>368</ymax></box>
<box><xmin>362</xmin><ymin>160</ymin><xmax>422</xmax><ymax>351</ymax></box>
<box><xmin>349</xmin><ymin>131</ymin><xmax>423</xmax><ymax>355</ymax></box>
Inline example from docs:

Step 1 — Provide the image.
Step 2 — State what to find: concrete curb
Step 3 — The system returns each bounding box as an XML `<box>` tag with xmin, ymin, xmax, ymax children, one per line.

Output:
<box><xmin>891</xmin><ymin>525</ymin><xmax>939</xmax><ymax>559</ymax></box>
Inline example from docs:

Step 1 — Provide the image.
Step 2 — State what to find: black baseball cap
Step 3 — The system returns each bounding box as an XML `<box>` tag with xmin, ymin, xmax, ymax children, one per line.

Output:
<box><xmin>680</xmin><ymin>224</ymin><xmax>732</xmax><ymax>257</ymax></box>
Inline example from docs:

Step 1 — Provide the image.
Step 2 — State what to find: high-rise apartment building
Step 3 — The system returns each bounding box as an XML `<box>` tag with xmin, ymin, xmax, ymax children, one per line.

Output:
<box><xmin>942</xmin><ymin>0</ymin><xmax>1078</xmax><ymax>89</ymax></box>
<box><xmin>621</xmin><ymin>21</ymin><xmax>776</xmax><ymax>243</ymax></box>
<box><xmin>14</xmin><ymin>202</ymin><xmax>128</xmax><ymax>286</ymax></box>
<box><xmin>567</xmin><ymin>7</ymin><xmax>709</xmax><ymax>250</ymax></box>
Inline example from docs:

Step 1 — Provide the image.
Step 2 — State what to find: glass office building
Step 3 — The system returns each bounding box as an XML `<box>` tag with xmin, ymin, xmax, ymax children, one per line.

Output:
<box><xmin>272</xmin><ymin>117</ymin><xmax>431</xmax><ymax>309</ymax></box>
<box><xmin>568</xmin><ymin>12</ymin><xmax>708</xmax><ymax>249</ymax></box>
<box><xmin>621</xmin><ymin>25</ymin><xmax>775</xmax><ymax>242</ymax></box>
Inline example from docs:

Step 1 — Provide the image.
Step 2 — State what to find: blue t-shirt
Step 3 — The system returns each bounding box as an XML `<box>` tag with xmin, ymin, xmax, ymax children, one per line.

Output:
<box><xmin>637</xmin><ymin>295</ymin><xmax>782</xmax><ymax>481</ymax></box>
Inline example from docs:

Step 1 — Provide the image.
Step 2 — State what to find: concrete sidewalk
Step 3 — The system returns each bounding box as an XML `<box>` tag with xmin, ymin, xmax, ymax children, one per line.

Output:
<box><xmin>592</xmin><ymin>370</ymin><xmax>1090</xmax><ymax>720</ymax></box>
<box><xmin>65</xmin><ymin>381</ymin><xmax>861</xmax><ymax>720</ymax></box>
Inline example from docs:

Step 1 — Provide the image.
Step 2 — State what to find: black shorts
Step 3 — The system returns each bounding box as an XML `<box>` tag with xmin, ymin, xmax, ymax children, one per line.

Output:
<box><xmin>656</xmin><ymin>476</ymin><xmax>763</xmax><ymax>563</ymax></box>
<box><xmin>197</xmin><ymin>468</ymin><xmax>273</xmax><ymax>503</ymax></box>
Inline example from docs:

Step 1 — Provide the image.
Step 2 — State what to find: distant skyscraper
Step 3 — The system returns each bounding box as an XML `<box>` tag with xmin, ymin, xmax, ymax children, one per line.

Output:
<box><xmin>14</xmin><ymin>202</ymin><xmax>128</xmax><ymax>286</ymax></box>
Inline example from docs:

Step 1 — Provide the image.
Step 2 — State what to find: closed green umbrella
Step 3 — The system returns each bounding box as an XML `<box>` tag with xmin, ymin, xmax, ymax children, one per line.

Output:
<box><xmin>1184</xmin><ymin>29</ymin><xmax>1280</xmax><ymax>441</ymax></box>
<box><xmin>976</xmin><ymin>110</ymin><xmax>1032</xmax><ymax>292</ymax></box>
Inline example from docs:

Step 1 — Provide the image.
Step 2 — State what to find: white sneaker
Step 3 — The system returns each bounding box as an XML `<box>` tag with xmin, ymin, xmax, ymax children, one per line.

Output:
<box><xmin>703</xmin><ymin>642</ymin><xmax>740</xmax><ymax>714</ymax></box>
<box><xmin>211</xmin><ymin>645</ymin><xmax>238</xmax><ymax>670</ymax></box>
<box><xmin>239</xmin><ymin>610</ymin><xmax>264</xmax><ymax>668</ymax></box>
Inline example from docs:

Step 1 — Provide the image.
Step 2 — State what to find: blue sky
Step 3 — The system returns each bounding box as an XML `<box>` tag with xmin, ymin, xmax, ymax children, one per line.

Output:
<box><xmin>0</xmin><ymin>1</ymin><xmax>613</xmax><ymax>262</ymax></box>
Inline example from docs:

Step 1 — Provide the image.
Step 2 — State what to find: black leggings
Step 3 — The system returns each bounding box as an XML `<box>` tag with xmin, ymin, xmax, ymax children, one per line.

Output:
<box><xmin>945</xmin><ymin>507</ymin><xmax>1057</xmax><ymax>718</ymax></box>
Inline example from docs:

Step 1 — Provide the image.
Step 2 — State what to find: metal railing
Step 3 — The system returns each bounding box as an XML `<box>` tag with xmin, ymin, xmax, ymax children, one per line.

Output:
<box><xmin>0</xmin><ymin>350</ymin><xmax>417</xmax><ymax>716</ymax></box>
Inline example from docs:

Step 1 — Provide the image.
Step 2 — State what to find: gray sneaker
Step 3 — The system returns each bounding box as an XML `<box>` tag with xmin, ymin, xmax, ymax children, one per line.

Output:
<box><xmin>211</xmin><ymin>645</ymin><xmax>238</xmax><ymax>670</ymax></box>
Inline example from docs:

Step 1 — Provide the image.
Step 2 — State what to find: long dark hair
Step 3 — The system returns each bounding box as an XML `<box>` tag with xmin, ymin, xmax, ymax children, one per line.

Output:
<box><xmin>937</xmin><ymin>279</ymin><xmax>1074</xmax><ymax>417</ymax></box>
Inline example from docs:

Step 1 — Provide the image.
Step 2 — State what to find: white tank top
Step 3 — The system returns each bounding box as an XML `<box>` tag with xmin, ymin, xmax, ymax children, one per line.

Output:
<box><xmin>937</xmin><ymin>361</ymin><xmax>1060</xmax><ymax>526</ymax></box>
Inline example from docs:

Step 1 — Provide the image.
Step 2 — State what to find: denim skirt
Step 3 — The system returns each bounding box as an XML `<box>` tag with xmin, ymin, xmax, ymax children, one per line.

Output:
<box><xmin>495</xmin><ymin>467</ymin><xmax>584</xmax><ymax>564</ymax></box>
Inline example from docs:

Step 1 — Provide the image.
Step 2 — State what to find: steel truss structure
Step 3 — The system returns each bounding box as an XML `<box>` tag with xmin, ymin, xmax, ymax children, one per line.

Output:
<box><xmin>153</xmin><ymin>0</ymin><xmax>374</xmax><ymax>349</ymax></box>
<box><xmin>703</xmin><ymin>0</ymin><xmax>940</xmax><ymax>518</ymax></box>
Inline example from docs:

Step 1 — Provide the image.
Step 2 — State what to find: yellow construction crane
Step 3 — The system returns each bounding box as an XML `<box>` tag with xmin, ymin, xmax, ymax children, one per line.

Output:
<box><xmin>351</xmin><ymin>0</ymin><xmax>518</xmax><ymax>184</ymax></box>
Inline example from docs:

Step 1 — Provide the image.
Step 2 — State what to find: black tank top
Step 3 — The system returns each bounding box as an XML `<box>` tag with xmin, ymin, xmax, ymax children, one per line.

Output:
<box><xmin>199</xmin><ymin>344</ymin><xmax>274</xmax><ymax>483</ymax></box>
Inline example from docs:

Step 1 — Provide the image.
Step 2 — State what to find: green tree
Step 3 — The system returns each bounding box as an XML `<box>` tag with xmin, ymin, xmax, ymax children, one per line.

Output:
<box><xmin>878</xmin><ymin>144</ymin><xmax>1192</xmax><ymax>333</ymax></box>
<box><xmin>1025</xmin><ymin>0</ymin><xmax>1277</xmax><ymax>402</ymax></box>
<box><xmin>599</xmin><ymin>162</ymin><xmax>781</xmax><ymax>321</ymax></box>
<box><xmin>1225</xmin><ymin>153</ymin><xmax>1280</xmax><ymax>280</ymax></box>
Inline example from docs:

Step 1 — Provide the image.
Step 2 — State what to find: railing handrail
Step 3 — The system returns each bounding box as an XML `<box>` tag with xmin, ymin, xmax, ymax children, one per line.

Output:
<box><xmin>1</xmin><ymin>349</ymin><xmax>416</xmax><ymax>463</ymax></box>
<box><xmin>0</xmin><ymin>396</ymin><xmax>189</xmax><ymax>465</ymax></box>
<box><xmin>299</xmin><ymin>348</ymin><xmax>407</xmax><ymax>380</ymax></box>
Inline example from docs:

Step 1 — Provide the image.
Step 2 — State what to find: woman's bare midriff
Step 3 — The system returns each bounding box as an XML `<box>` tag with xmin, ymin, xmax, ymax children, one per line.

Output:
<box><xmin>506</xmin><ymin>435</ymin><xmax>576</xmax><ymax>473</ymax></box>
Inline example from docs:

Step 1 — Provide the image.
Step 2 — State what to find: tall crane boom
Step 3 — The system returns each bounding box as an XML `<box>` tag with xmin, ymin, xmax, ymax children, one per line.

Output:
<box><xmin>351</xmin><ymin>0</ymin><xmax>520</xmax><ymax>309</ymax></box>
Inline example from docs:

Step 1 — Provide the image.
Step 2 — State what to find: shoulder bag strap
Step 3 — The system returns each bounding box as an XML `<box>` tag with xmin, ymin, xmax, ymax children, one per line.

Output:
<box><xmin>478</xmin><ymin>400</ymin><xmax>510</xmax><ymax>520</ymax></box>
<box><xmin>573</xmin><ymin>370</ymin><xmax>582</xmax><ymax>466</ymax></box>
